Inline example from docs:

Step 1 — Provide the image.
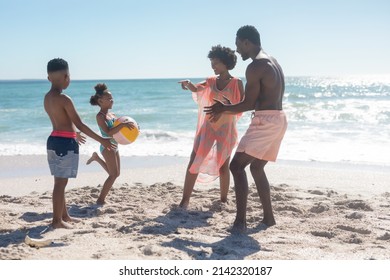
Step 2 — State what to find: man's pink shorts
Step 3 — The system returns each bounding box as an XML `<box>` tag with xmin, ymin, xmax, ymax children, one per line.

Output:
<box><xmin>237</xmin><ymin>110</ymin><xmax>287</xmax><ymax>161</ymax></box>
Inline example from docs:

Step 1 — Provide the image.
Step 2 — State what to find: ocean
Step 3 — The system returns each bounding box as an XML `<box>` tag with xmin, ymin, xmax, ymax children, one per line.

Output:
<box><xmin>0</xmin><ymin>76</ymin><xmax>389</xmax><ymax>167</ymax></box>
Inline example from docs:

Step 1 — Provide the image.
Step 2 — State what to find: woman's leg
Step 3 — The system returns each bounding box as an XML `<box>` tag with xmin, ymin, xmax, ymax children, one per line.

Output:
<box><xmin>219</xmin><ymin>157</ymin><xmax>230</xmax><ymax>203</ymax></box>
<box><xmin>179</xmin><ymin>150</ymin><xmax>198</xmax><ymax>208</ymax></box>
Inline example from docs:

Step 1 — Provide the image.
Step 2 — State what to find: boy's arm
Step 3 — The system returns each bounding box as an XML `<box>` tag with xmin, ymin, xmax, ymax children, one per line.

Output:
<box><xmin>63</xmin><ymin>97</ymin><xmax>115</xmax><ymax>149</ymax></box>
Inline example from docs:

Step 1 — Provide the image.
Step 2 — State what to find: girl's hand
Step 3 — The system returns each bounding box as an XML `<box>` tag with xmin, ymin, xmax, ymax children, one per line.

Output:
<box><xmin>76</xmin><ymin>132</ymin><xmax>86</xmax><ymax>145</ymax></box>
<box><xmin>124</xmin><ymin>122</ymin><xmax>136</xmax><ymax>130</ymax></box>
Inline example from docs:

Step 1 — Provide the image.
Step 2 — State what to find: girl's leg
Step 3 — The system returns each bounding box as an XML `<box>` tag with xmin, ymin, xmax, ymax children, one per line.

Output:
<box><xmin>219</xmin><ymin>157</ymin><xmax>230</xmax><ymax>203</ymax></box>
<box><xmin>97</xmin><ymin>150</ymin><xmax>120</xmax><ymax>205</ymax></box>
<box><xmin>179</xmin><ymin>150</ymin><xmax>198</xmax><ymax>208</ymax></box>
<box><xmin>87</xmin><ymin>152</ymin><xmax>109</xmax><ymax>173</ymax></box>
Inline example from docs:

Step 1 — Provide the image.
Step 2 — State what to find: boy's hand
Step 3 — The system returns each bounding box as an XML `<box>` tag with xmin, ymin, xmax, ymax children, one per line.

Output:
<box><xmin>101</xmin><ymin>137</ymin><xmax>117</xmax><ymax>151</ymax></box>
<box><xmin>76</xmin><ymin>132</ymin><xmax>86</xmax><ymax>145</ymax></box>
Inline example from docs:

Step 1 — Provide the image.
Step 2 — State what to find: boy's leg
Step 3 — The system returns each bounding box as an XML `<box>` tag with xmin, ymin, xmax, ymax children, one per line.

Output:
<box><xmin>229</xmin><ymin>152</ymin><xmax>255</xmax><ymax>232</ymax></box>
<box><xmin>250</xmin><ymin>159</ymin><xmax>275</xmax><ymax>226</ymax></box>
<box><xmin>52</xmin><ymin>177</ymin><xmax>72</xmax><ymax>229</ymax></box>
<box><xmin>219</xmin><ymin>157</ymin><xmax>230</xmax><ymax>203</ymax></box>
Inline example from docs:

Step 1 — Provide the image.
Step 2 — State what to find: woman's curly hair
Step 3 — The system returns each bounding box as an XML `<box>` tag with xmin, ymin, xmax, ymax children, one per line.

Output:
<box><xmin>207</xmin><ymin>45</ymin><xmax>237</xmax><ymax>70</ymax></box>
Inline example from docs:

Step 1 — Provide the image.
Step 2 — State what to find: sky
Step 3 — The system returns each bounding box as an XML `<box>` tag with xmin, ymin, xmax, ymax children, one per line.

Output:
<box><xmin>0</xmin><ymin>0</ymin><xmax>389</xmax><ymax>80</ymax></box>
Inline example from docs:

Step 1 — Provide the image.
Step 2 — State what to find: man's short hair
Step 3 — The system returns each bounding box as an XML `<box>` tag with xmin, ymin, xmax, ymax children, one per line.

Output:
<box><xmin>47</xmin><ymin>58</ymin><xmax>69</xmax><ymax>73</ymax></box>
<box><xmin>236</xmin><ymin>25</ymin><xmax>261</xmax><ymax>46</ymax></box>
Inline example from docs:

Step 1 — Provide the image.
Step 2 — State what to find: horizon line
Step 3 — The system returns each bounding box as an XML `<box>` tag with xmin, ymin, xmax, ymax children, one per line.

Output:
<box><xmin>1</xmin><ymin>73</ymin><xmax>390</xmax><ymax>82</ymax></box>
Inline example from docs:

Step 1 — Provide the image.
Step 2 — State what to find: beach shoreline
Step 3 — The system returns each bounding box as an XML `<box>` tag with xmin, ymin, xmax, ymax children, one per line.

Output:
<box><xmin>1</xmin><ymin>155</ymin><xmax>389</xmax><ymax>260</ymax></box>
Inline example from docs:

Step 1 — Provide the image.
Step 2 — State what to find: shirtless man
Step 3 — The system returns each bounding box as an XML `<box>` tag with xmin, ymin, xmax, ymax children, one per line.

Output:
<box><xmin>44</xmin><ymin>58</ymin><xmax>115</xmax><ymax>229</ymax></box>
<box><xmin>204</xmin><ymin>26</ymin><xmax>287</xmax><ymax>233</ymax></box>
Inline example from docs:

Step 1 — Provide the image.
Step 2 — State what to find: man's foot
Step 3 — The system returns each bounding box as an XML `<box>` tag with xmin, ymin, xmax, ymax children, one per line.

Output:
<box><xmin>229</xmin><ymin>220</ymin><xmax>247</xmax><ymax>234</ymax></box>
<box><xmin>86</xmin><ymin>152</ymin><xmax>99</xmax><ymax>165</ymax></box>
<box><xmin>261</xmin><ymin>218</ymin><xmax>276</xmax><ymax>227</ymax></box>
<box><xmin>52</xmin><ymin>220</ymin><xmax>73</xmax><ymax>229</ymax></box>
<box><xmin>96</xmin><ymin>198</ymin><xmax>106</xmax><ymax>205</ymax></box>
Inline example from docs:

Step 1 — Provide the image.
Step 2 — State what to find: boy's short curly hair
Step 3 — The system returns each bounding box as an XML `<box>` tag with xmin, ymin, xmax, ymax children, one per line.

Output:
<box><xmin>47</xmin><ymin>58</ymin><xmax>68</xmax><ymax>73</ymax></box>
<box><xmin>207</xmin><ymin>45</ymin><xmax>237</xmax><ymax>70</ymax></box>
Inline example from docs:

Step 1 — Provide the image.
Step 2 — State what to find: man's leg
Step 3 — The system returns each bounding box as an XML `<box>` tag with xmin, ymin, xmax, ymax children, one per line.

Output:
<box><xmin>250</xmin><ymin>159</ymin><xmax>275</xmax><ymax>226</ymax></box>
<box><xmin>229</xmin><ymin>152</ymin><xmax>256</xmax><ymax>232</ymax></box>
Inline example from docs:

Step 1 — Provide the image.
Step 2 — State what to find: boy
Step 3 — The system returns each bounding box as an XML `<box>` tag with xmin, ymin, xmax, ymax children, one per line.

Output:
<box><xmin>44</xmin><ymin>58</ymin><xmax>115</xmax><ymax>229</ymax></box>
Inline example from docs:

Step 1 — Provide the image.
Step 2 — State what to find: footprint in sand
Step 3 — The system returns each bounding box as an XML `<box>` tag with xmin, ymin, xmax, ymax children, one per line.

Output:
<box><xmin>309</xmin><ymin>202</ymin><xmax>330</xmax><ymax>214</ymax></box>
<box><xmin>335</xmin><ymin>200</ymin><xmax>373</xmax><ymax>211</ymax></box>
<box><xmin>310</xmin><ymin>231</ymin><xmax>336</xmax><ymax>239</ymax></box>
<box><xmin>345</xmin><ymin>212</ymin><xmax>364</xmax><ymax>219</ymax></box>
<box><xmin>336</xmin><ymin>224</ymin><xmax>371</xmax><ymax>235</ymax></box>
<box><xmin>377</xmin><ymin>232</ymin><xmax>390</xmax><ymax>241</ymax></box>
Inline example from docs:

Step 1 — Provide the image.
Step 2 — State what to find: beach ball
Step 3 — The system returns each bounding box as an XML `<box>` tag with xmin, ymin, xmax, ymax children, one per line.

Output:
<box><xmin>113</xmin><ymin>116</ymin><xmax>139</xmax><ymax>145</ymax></box>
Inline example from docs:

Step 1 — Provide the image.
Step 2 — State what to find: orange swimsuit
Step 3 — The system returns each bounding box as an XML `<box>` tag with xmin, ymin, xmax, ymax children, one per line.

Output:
<box><xmin>189</xmin><ymin>76</ymin><xmax>242</xmax><ymax>183</ymax></box>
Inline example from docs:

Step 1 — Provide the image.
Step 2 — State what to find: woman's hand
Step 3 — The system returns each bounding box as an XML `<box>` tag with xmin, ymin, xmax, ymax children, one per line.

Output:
<box><xmin>178</xmin><ymin>80</ymin><xmax>191</xmax><ymax>90</ymax></box>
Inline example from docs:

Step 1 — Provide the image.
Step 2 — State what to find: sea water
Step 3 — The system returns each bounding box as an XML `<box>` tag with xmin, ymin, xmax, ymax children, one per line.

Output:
<box><xmin>0</xmin><ymin>76</ymin><xmax>389</xmax><ymax>166</ymax></box>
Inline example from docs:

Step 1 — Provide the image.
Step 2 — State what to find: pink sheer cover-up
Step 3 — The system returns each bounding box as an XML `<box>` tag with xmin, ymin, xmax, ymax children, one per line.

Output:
<box><xmin>189</xmin><ymin>76</ymin><xmax>242</xmax><ymax>183</ymax></box>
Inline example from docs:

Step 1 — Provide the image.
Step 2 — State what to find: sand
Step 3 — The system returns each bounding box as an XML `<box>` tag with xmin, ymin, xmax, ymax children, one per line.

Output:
<box><xmin>0</xmin><ymin>155</ymin><xmax>389</xmax><ymax>260</ymax></box>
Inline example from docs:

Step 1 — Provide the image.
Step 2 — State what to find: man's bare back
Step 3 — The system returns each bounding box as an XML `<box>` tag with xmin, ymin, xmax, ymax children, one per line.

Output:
<box><xmin>248</xmin><ymin>51</ymin><xmax>285</xmax><ymax>111</ymax></box>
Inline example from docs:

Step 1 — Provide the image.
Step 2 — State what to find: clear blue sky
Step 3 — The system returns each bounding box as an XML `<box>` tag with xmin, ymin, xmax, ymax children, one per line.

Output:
<box><xmin>0</xmin><ymin>0</ymin><xmax>389</xmax><ymax>79</ymax></box>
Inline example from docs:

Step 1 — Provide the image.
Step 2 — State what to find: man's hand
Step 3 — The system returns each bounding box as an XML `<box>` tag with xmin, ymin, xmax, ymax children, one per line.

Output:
<box><xmin>204</xmin><ymin>94</ymin><xmax>234</xmax><ymax>122</ymax></box>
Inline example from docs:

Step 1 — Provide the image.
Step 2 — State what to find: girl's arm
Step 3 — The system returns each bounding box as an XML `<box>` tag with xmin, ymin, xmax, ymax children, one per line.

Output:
<box><xmin>97</xmin><ymin>114</ymin><xmax>135</xmax><ymax>137</ymax></box>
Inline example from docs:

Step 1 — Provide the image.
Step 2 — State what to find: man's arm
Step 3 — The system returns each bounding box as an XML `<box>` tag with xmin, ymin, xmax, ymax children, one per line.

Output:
<box><xmin>204</xmin><ymin>63</ymin><xmax>261</xmax><ymax>116</ymax></box>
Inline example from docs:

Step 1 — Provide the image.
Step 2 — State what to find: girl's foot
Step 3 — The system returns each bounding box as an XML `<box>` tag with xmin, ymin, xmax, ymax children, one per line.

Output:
<box><xmin>86</xmin><ymin>152</ymin><xmax>99</xmax><ymax>165</ymax></box>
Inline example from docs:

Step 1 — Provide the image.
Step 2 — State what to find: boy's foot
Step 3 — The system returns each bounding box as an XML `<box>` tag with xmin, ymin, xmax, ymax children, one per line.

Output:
<box><xmin>86</xmin><ymin>152</ymin><xmax>99</xmax><ymax>165</ymax></box>
<box><xmin>63</xmin><ymin>216</ymin><xmax>82</xmax><ymax>223</ymax></box>
<box><xmin>52</xmin><ymin>220</ymin><xmax>73</xmax><ymax>229</ymax></box>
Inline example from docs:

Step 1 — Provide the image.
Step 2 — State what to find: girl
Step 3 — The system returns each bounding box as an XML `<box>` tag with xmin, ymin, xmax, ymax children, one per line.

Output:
<box><xmin>87</xmin><ymin>83</ymin><xmax>135</xmax><ymax>205</ymax></box>
<box><xmin>178</xmin><ymin>45</ymin><xmax>244</xmax><ymax>208</ymax></box>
